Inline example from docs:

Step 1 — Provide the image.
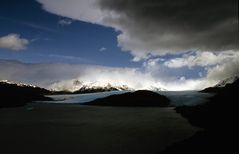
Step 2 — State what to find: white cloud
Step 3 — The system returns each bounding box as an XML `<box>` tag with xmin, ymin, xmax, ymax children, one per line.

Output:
<box><xmin>1</xmin><ymin>59</ymin><xmax>238</xmax><ymax>91</ymax></box>
<box><xmin>48</xmin><ymin>67</ymin><xmax>162</xmax><ymax>91</ymax></box>
<box><xmin>141</xmin><ymin>50</ymin><xmax>239</xmax><ymax>90</ymax></box>
<box><xmin>36</xmin><ymin>0</ymin><xmax>238</xmax><ymax>61</ymax></box>
<box><xmin>99</xmin><ymin>47</ymin><xmax>107</xmax><ymax>52</ymax></box>
<box><xmin>0</xmin><ymin>60</ymin><xmax>166</xmax><ymax>91</ymax></box>
<box><xmin>161</xmin><ymin>78</ymin><xmax>218</xmax><ymax>91</ymax></box>
<box><xmin>180</xmin><ymin>76</ymin><xmax>186</xmax><ymax>81</ymax></box>
<box><xmin>164</xmin><ymin>51</ymin><xmax>239</xmax><ymax>68</ymax></box>
<box><xmin>0</xmin><ymin>34</ymin><xmax>29</xmax><ymax>51</ymax></box>
<box><xmin>143</xmin><ymin>58</ymin><xmax>162</xmax><ymax>74</ymax></box>
<box><xmin>58</xmin><ymin>19</ymin><xmax>73</xmax><ymax>26</ymax></box>
<box><xmin>48</xmin><ymin>54</ymin><xmax>91</xmax><ymax>63</ymax></box>
<box><xmin>21</xmin><ymin>22</ymin><xmax>56</xmax><ymax>32</ymax></box>
<box><xmin>37</xmin><ymin>0</ymin><xmax>105</xmax><ymax>24</ymax></box>
<box><xmin>206</xmin><ymin>57</ymin><xmax>239</xmax><ymax>81</ymax></box>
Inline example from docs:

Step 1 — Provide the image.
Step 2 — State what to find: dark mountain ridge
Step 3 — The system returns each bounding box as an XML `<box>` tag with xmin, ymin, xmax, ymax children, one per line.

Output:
<box><xmin>0</xmin><ymin>81</ymin><xmax>52</xmax><ymax>108</ymax></box>
<box><xmin>201</xmin><ymin>75</ymin><xmax>239</xmax><ymax>93</ymax></box>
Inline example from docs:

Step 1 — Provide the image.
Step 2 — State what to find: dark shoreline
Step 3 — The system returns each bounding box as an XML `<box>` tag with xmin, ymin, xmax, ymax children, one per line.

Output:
<box><xmin>161</xmin><ymin>79</ymin><xmax>238</xmax><ymax>153</ymax></box>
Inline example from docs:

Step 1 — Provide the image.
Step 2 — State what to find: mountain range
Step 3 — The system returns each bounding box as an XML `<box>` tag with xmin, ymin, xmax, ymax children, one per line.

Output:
<box><xmin>1</xmin><ymin>75</ymin><xmax>238</xmax><ymax>108</ymax></box>
<box><xmin>49</xmin><ymin>79</ymin><xmax>167</xmax><ymax>93</ymax></box>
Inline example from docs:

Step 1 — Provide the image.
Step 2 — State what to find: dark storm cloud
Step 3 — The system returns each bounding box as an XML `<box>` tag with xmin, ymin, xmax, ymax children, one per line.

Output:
<box><xmin>98</xmin><ymin>0</ymin><xmax>238</xmax><ymax>59</ymax></box>
<box><xmin>99</xmin><ymin>0</ymin><xmax>237</xmax><ymax>29</ymax></box>
<box><xmin>37</xmin><ymin>0</ymin><xmax>238</xmax><ymax>59</ymax></box>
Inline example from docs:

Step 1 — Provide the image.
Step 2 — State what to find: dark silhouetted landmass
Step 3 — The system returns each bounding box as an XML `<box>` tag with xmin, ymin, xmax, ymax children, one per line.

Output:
<box><xmin>0</xmin><ymin>81</ymin><xmax>52</xmax><ymax>108</ymax></box>
<box><xmin>84</xmin><ymin>90</ymin><xmax>170</xmax><ymax>107</ymax></box>
<box><xmin>201</xmin><ymin>75</ymin><xmax>239</xmax><ymax>93</ymax></box>
<box><xmin>200</xmin><ymin>85</ymin><xmax>225</xmax><ymax>93</ymax></box>
<box><xmin>200</xmin><ymin>86</ymin><xmax>222</xmax><ymax>93</ymax></box>
<box><xmin>161</xmin><ymin>78</ymin><xmax>238</xmax><ymax>153</ymax></box>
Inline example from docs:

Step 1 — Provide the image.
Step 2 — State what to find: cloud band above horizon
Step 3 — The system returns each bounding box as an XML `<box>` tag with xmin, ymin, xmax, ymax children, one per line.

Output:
<box><xmin>1</xmin><ymin>58</ymin><xmax>238</xmax><ymax>91</ymax></box>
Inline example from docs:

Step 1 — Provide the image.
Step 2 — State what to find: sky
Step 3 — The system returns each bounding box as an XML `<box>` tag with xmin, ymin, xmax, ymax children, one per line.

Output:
<box><xmin>0</xmin><ymin>0</ymin><xmax>238</xmax><ymax>91</ymax></box>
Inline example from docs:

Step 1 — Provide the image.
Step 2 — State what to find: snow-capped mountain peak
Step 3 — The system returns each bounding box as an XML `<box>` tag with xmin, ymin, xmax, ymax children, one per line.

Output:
<box><xmin>48</xmin><ymin>79</ymin><xmax>167</xmax><ymax>92</ymax></box>
<box><xmin>48</xmin><ymin>79</ymin><xmax>133</xmax><ymax>92</ymax></box>
<box><xmin>214</xmin><ymin>75</ymin><xmax>239</xmax><ymax>87</ymax></box>
<box><xmin>0</xmin><ymin>80</ymin><xmax>37</xmax><ymax>88</ymax></box>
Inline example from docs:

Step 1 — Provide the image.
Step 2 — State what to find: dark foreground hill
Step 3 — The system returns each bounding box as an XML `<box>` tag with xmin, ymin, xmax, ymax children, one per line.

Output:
<box><xmin>161</xmin><ymin>78</ymin><xmax>238</xmax><ymax>153</ymax></box>
<box><xmin>0</xmin><ymin>82</ymin><xmax>52</xmax><ymax>108</ymax></box>
<box><xmin>84</xmin><ymin>90</ymin><xmax>170</xmax><ymax>107</ymax></box>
